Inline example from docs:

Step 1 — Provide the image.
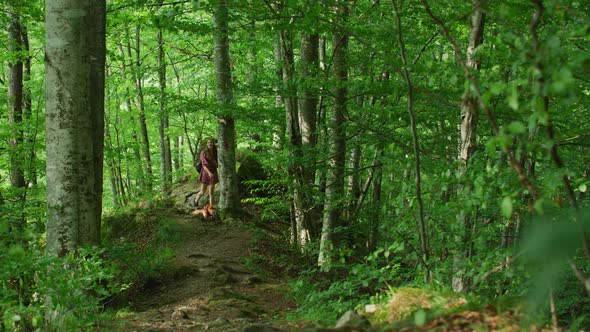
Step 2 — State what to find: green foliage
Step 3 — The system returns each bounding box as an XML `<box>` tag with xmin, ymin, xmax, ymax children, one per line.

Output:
<box><xmin>236</xmin><ymin>150</ymin><xmax>268</xmax><ymax>197</ymax></box>
<box><xmin>0</xmin><ymin>244</ymin><xmax>125</xmax><ymax>331</ymax></box>
<box><xmin>521</xmin><ymin>208</ymin><xmax>590</xmax><ymax>329</ymax></box>
<box><xmin>289</xmin><ymin>276</ymin><xmax>369</xmax><ymax>326</ymax></box>
<box><xmin>288</xmin><ymin>248</ymin><xmax>404</xmax><ymax>326</ymax></box>
<box><xmin>243</xmin><ymin>227</ymin><xmax>304</xmax><ymax>280</ymax></box>
<box><xmin>1</xmin><ymin>0</ymin><xmax>590</xmax><ymax>329</ymax></box>
<box><xmin>101</xmin><ymin>200</ymin><xmax>180</xmax><ymax>295</ymax></box>
<box><xmin>0</xmin><ymin>195</ymin><xmax>178</xmax><ymax>331</ymax></box>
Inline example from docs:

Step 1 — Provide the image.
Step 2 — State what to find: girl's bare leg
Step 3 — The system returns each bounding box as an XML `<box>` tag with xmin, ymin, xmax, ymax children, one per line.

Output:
<box><xmin>208</xmin><ymin>183</ymin><xmax>216</xmax><ymax>206</ymax></box>
<box><xmin>194</xmin><ymin>183</ymin><xmax>209</xmax><ymax>206</ymax></box>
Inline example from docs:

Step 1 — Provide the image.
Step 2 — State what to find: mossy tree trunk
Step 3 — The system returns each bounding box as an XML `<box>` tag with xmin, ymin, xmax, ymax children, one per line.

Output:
<box><xmin>453</xmin><ymin>0</ymin><xmax>485</xmax><ymax>293</ymax></box>
<box><xmin>319</xmin><ymin>1</ymin><xmax>348</xmax><ymax>268</ymax></box>
<box><xmin>45</xmin><ymin>0</ymin><xmax>105</xmax><ymax>256</ymax></box>
<box><xmin>213</xmin><ymin>0</ymin><xmax>240</xmax><ymax>216</ymax></box>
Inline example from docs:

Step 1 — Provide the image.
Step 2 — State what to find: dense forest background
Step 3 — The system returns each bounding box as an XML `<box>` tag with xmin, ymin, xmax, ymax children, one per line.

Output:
<box><xmin>1</xmin><ymin>0</ymin><xmax>589</xmax><ymax>330</ymax></box>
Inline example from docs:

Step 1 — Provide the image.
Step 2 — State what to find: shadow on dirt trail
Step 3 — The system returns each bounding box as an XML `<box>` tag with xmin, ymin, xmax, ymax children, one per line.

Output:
<box><xmin>119</xmin><ymin>207</ymin><xmax>297</xmax><ymax>332</ymax></box>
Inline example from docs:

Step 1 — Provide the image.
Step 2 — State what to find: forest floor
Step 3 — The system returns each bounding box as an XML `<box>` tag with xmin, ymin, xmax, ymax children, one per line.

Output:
<box><xmin>112</xmin><ymin>185</ymin><xmax>299</xmax><ymax>331</ymax></box>
<box><xmin>106</xmin><ymin>180</ymin><xmax>533</xmax><ymax>332</ymax></box>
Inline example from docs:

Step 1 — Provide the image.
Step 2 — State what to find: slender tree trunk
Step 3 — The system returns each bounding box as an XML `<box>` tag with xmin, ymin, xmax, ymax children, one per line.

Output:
<box><xmin>453</xmin><ymin>0</ymin><xmax>485</xmax><ymax>292</ymax></box>
<box><xmin>315</xmin><ymin>36</ymin><xmax>328</xmax><ymax>239</ymax></box>
<box><xmin>105</xmin><ymin>115</ymin><xmax>123</xmax><ymax>207</ymax></box>
<box><xmin>157</xmin><ymin>24</ymin><xmax>172</xmax><ymax>194</ymax></box>
<box><xmin>299</xmin><ymin>31</ymin><xmax>319</xmax><ymax>183</ymax></box>
<box><xmin>247</xmin><ymin>9</ymin><xmax>256</xmax><ymax>88</ymax></box>
<box><xmin>7</xmin><ymin>3</ymin><xmax>26</xmax><ymax>192</ymax></box>
<box><xmin>22</xmin><ymin>25</ymin><xmax>37</xmax><ymax>186</ymax></box>
<box><xmin>273</xmin><ymin>35</ymin><xmax>286</xmax><ymax>150</ymax></box>
<box><xmin>279</xmin><ymin>27</ymin><xmax>309</xmax><ymax>248</ymax></box>
<box><xmin>45</xmin><ymin>0</ymin><xmax>106</xmax><ymax>256</ymax></box>
<box><xmin>319</xmin><ymin>1</ymin><xmax>348</xmax><ymax>267</ymax></box>
<box><xmin>175</xmin><ymin>136</ymin><xmax>182</xmax><ymax>171</ymax></box>
<box><xmin>392</xmin><ymin>1</ymin><xmax>430</xmax><ymax>281</ymax></box>
<box><xmin>368</xmin><ymin>144</ymin><xmax>384</xmax><ymax>252</ymax></box>
<box><xmin>129</xmin><ymin>26</ymin><xmax>153</xmax><ymax>189</ymax></box>
<box><xmin>213</xmin><ymin>0</ymin><xmax>240</xmax><ymax>215</ymax></box>
<box><xmin>118</xmin><ymin>43</ymin><xmax>144</xmax><ymax>190</ymax></box>
<box><xmin>299</xmin><ymin>30</ymin><xmax>319</xmax><ymax>243</ymax></box>
<box><xmin>112</xmin><ymin>111</ymin><xmax>128</xmax><ymax>203</ymax></box>
<box><xmin>169</xmin><ymin>52</ymin><xmax>185</xmax><ymax>173</ymax></box>
<box><xmin>344</xmin><ymin>141</ymin><xmax>361</xmax><ymax>223</ymax></box>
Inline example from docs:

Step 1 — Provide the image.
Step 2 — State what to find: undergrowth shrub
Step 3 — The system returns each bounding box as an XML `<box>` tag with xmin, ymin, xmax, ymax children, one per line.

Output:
<box><xmin>288</xmin><ymin>248</ymin><xmax>404</xmax><ymax>326</ymax></box>
<box><xmin>243</xmin><ymin>228</ymin><xmax>305</xmax><ymax>279</ymax></box>
<box><xmin>101</xmin><ymin>200</ymin><xmax>180</xmax><ymax>302</ymax></box>
<box><xmin>1</xmin><ymin>244</ymin><xmax>125</xmax><ymax>331</ymax></box>
<box><xmin>0</xmin><ymin>197</ymin><xmax>179</xmax><ymax>331</ymax></box>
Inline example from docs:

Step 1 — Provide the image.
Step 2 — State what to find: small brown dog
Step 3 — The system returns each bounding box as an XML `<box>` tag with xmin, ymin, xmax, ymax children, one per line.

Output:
<box><xmin>192</xmin><ymin>204</ymin><xmax>215</xmax><ymax>218</ymax></box>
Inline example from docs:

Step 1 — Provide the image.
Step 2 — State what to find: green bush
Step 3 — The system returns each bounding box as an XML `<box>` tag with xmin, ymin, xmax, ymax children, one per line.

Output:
<box><xmin>289</xmin><ymin>253</ymin><xmax>403</xmax><ymax>326</ymax></box>
<box><xmin>0</xmin><ymin>245</ymin><xmax>125</xmax><ymax>331</ymax></box>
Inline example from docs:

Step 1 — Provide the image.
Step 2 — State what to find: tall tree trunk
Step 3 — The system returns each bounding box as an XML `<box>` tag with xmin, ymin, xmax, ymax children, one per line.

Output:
<box><xmin>129</xmin><ymin>26</ymin><xmax>153</xmax><ymax>189</ymax></box>
<box><xmin>213</xmin><ymin>0</ymin><xmax>240</xmax><ymax>215</ymax></box>
<box><xmin>392</xmin><ymin>0</ymin><xmax>430</xmax><ymax>281</ymax></box>
<box><xmin>280</xmin><ymin>27</ymin><xmax>308</xmax><ymax>248</ymax></box>
<box><xmin>169</xmin><ymin>52</ymin><xmax>185</xmax><ymax>173</ymax></box>
<box><xmin>316</xmin><ymin>36</ymin><xmax>328</xmax><ymax>238</ymax></box>
<box><xmin>368</xmin><ymin>144</ymin><xmax>384</xmax><ymax>253</ymax></box>
<box><xmin>22</xmin><ymin>24</ymin><xmax>37</xmax><ymax>186</ymax></box>
<box><xmin>105</xmin><ymin>115</ymin><xmax>124</xmax><ymax>207</ymax></box>
<box><xmin>298</xmin><ymin>30</ymin><xmax>320</xmax><ymax>243</ymax></box>
<box><xmin>112</xmin><ymin>109</ymin><xmax>128</xmax><ymax>204</ymax></box>
<box><xmin>7</xmin><ymin>2</ymin><xmax>26</xmax><ymax>192</ymax></box>
<box><xmin>174</xmin><ymin>136</ymin><xmax>182</xmax><ymax>171</ymax></box>
<box><xmin>318</xmin><ymin>1</ymin><xmax>348</xmax><ymax>267</ymax></box>
<box><xmin>453</xmin><ymin>0</ymin><xmax>485</xmax><ymax>292</ymax></box>
<box><xmin>157</xmin><ymin>24</ymin><xmax>173</xmax><ymax>194</ymax></box>
<box><xmin>344</xmin><ymin>141</ymin><xmax>361</xmax><ymax>223</ymax></box>
<box><xmin>118</xmin><ymin>43</ymin><xmax>144</xmax><ymax>190</ymax></box>
<box><xmin>45</xmin><ymin>0</ymin><xmax>106</xmax><ymax>256</ymax></box>
<box><xmin>273</xmin><ymin>35</ymin><xmax>286</xmax><ymax>150</ymax></box>
<box><xmin>299</xmin><ymin>32</ymin><xmax>319</xmax><ymax>183</ymax></box>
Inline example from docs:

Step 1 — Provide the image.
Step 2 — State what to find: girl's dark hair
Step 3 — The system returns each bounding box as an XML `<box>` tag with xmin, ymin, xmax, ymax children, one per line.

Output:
<box><xmin>204</xmin><ymin>139</ymin><xmax>217</xmax><ymax>161</ymax></box>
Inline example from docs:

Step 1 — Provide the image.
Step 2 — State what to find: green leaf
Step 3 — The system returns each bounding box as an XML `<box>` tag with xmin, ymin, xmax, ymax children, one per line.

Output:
<box><xmin>8</xmin><ymin>245</ymin><xmax>25</xmax><ymax>257</ymax></box>
<box><xmin>534</xmin><ymin>198</ymin><xmax>546</xmax><ymax>215</ymax></box>
<box><xmin>501</xmin><ymin>197</ymin><xmax>513</xmax><ymax>218</ymax></box>
<box><xmin>414</xmin><ymin>309</ymin><xmax>426</xmax><ymax>326</ymax></box>
<box><xmin>579</xmin><ymin>184</ymin><xmax>587</xmax><ymax>193</ymax></box>
<box><xmin>508</xmin><ymin>85</ymin><xmax>519</xmax><ymax>110</ymax></box>
<box><xmin>507</xmin><ymin>121</ymin><xmax>526</xmax><ymax>134</ymax></box>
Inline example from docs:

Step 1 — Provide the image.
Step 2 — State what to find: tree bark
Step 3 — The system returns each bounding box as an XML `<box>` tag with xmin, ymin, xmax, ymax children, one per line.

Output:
<box><xmin>453</xmin><ymin>0</ymin><xmax>485</xmax><ymax>292</ymax></box>
<box><xmin>7</xmin><ymin>2</ymin><xmax>26</xmax><ymax>191</ymax></box>
<box><xmin>368</xmin><ymin>145</ymin><xmax>384</xmax><ymax>253</ymax></box>
<box><xmin>273</xmin><ymin>36</ymin><xmax>285</xmax><ymax>150</ymax></box>
<box><xmin>105</xmin><ymin>115</ymin><xmax>124</xmax><ymax>207</ymax></box>
<box><xmin>213</xmin><ymin>0</ymin><xmax>240</xmax><ymax>215</ymax></box>
<box><xmin>319</xmin><ymin>1</ymin><xmax>348</xmax><ymax>267</ymax></box>
<box><xmin>157</xmin><ymin>22</ymin><xmax>173</xmax><ymax>194</ymax></box>
<box><xmin>118</xmin><ymin>43</ymin><xmax>145</xmax><ymax>190</ymax></box>
<box><xmin>344</xmin><ymin>141</ymin><xmax>361</xmax><ymax>223</ymax></box>
<box><xmin>279</xmin><ymin>27</ymin><xmax>310</xmax><ymax>248</ymax></box>
<box><xmin>299</xmin><ymin>31</ymin><xmax>319</xmax><ymax>183</ymax></box>
<box><xmin>22</xmin><ymin>24</ymin><xmax>37</xmax><ymax>186</ymax></box>
<box><xmin>45</xmin><ymin>0</ymin><xmax>106</xmax><ymax>256</ymax></box>
<box><xmin>298</xmin><ymin>30</ymin><xmax>320</xmax><ymax>243</ymax></box>
<box><xmin>392</xmin><ymin>0</ymin><xmax>430</xmax><ymax>281</ymax></box>
<box><xmin>129</xmin><ymin>25</ymin><xmax>153</xmax><ymax>189</ymax></box>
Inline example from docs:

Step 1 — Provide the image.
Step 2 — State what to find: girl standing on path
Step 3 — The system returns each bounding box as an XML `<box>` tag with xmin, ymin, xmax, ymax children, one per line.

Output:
<box><xmin>193</xmin><ymin>138</ymin><xmax>218</xmax><ymax>208</ymax></box>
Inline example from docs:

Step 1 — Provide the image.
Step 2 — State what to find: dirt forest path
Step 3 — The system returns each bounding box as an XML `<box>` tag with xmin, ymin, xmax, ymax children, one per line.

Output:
<box><xmin>119</xmin><ymin>207</ymin><xmax>298</xmax><ymax>331</ymax></box>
